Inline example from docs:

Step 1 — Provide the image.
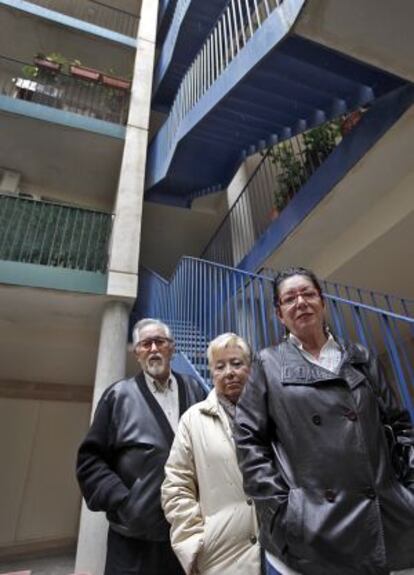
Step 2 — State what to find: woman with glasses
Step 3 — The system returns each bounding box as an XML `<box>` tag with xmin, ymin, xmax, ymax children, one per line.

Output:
<box><xmin>161</xmin><ymin>333</ymin><xmax>262</xmax><ymax>575</ymax></box>
<box><xmin>234</xmin><ymin>267</ymin><xmax>414</xmax><ymax>575</ymax></box>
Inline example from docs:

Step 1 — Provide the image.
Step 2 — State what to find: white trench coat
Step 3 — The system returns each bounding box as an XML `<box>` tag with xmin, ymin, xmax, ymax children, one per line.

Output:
<box><xmin>161</xmin><ymin>389</ymin><xmax>261</xmax><ymax>575</ymax></box>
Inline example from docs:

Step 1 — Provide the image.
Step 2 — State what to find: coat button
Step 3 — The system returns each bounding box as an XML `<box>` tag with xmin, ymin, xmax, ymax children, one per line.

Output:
<box><xmin>312</xmin><ymin>414</ymin><xmax>322</xmax><ymax>425</ymax></box>
<box><xmin>246</xmin><ymin>498</ymin><xmax>253</xmax><ymax>506</ymax></box>
<box><xmin>364</xmin><ymin>488</ymin><xmax>376</xmax><ymax>500</ymax></box>
<box><xmin>325</xmin><ymin>489</ymin><xmax>336</xmax><ymax>503</ymax></box>
<box><xmin>345</xmin><ymin>409</ymin><xmax>357</xmax><ymax>421</ymax></box>
<box><xmin>250</xmin><ymin>535</ymin><xmax>257</xmax><ymax>544</ymax></box>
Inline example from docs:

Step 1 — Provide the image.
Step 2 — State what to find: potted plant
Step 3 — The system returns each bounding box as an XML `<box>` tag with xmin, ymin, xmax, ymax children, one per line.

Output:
<box><xmin>69</xmin><ymin>61</ymin><xmax>101</xmax><ymax>82</ymax></box>
<box><xmin>270</xmin><ymin>143</ymin><xmax>304</xmax><ymax>211</ymax></box>
<box><xmin>340</xmin><ymin>110</ymin><xmax>363</xmax><ymax>136</ymax></box>
<box><xmin>303</xmin><ymin>120</ymin><xmax>340</xmax><ymax>171</ymax></box>
<box><xmin>33</xmin><ymin>53</ymin><xmax>61</xmax><ymax>74</ymax></box>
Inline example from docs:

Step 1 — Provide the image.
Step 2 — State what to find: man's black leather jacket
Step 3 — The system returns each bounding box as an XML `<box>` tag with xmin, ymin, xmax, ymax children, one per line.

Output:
<box><xmin>77</xmin><ymin>371</ymin><xmax>206</xmax><ymax>541</ymax></box>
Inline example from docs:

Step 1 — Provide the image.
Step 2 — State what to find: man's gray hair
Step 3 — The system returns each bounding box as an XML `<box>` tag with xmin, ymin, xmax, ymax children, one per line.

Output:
<box><xmin>207</xmin><ymin>332</ymin><xmax>252</xmax><ymax>368</ymax></box>
<box><xmin>132</xmin><ymin>318</ymin><xmax>173</xmax><ymax>349</ymax></box>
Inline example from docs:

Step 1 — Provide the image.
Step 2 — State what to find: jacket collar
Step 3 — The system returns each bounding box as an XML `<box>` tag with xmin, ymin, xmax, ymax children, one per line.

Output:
<box><xmin>280</xmin><ymin>340</ymin><xmax>369</xmax><ymax>389</ymax></box>
<box><xmin>199</xmin><ymin>388</ymin><xmax>220</xmax><ymax>416</ymax></box>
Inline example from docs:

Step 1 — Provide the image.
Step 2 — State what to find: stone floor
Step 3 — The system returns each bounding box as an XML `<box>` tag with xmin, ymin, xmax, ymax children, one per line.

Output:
<box><xmin>0</xmin><ymin>552</ymin><xmax>75</xmax><ymax>575</ymax></box>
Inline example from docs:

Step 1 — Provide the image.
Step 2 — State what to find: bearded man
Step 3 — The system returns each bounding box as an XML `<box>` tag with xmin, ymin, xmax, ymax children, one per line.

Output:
<box><xmin>76</xmin><ymin>318</ymin><xmax>206</xmax><ymax>575</ymax></box>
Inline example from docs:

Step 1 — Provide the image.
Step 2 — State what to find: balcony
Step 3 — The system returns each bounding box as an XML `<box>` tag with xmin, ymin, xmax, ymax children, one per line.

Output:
<box><xmin>0</xmin><ymin>194</ymin><xmax>112</xmax><ymax>293</ymax></box>
<box><xmin>16</xmin><ymin>0</ymin><xmax>139</xmax><ymax>38</ymax></box>
<box><xmin>0</xmin><ymin>55</ymin><xmax>130</xmax><ymax>125</ymax></box>
<box><xmin>0</xmin><ymin>194</ymin><xmax>112</xmax><ymax>272</ymax></box>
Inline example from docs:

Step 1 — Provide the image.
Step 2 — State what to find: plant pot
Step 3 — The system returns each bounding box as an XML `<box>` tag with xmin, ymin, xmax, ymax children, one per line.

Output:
<box><xmin>340</xmin><ymin>110</ymin><xmax>362</xmax><ymax>136</ymax></box>
<box><xmin>101</xmin><ymin>74</ymin><xmax>131</xmax><ymax>91</ymax></box>
<box><xmin>33</xmin><ymin>57</ymin><xmax>61</xmax><ymax>74</ymax></box>
<box><xmin>70</xmin><ymin>64</ymin><xmax>100</xmax><ymax>82</ymax></box>
<box><xmin>269</xmin><ymin>207</ymin><xmax>279</xmax><ymax>221</ymax></box>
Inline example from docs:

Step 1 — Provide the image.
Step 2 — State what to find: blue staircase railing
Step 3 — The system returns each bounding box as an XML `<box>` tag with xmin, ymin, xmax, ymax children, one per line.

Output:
<box><xmin>134</xmin><ymin>257</ymin><xmax>414</xmax><ymax>420</ymax></box>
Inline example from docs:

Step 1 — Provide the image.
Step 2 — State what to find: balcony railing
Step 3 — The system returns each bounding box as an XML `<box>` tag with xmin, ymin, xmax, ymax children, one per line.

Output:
<box><xmin>201</xmin><ymin>118</ymin><xmax>345</xmax><ymax>266</ymax></box>
<box><xmin>0</xmin><ymin>194</ymin><xmax>112</xmax><ymax>273</ymax></box>
<box><xmin>0</xmin><ymin>56</ymin><xmax>130</xmax><ymax>125</ymax></box>
<box><xmin>27</xmin><ymin>0</ymin><xmax>139</xmax><ymax>38</ymax></box>
<box><xmin>162</xmin><ymin>0</ymin><xmax>285</xmax><ymax>157</ymax></box>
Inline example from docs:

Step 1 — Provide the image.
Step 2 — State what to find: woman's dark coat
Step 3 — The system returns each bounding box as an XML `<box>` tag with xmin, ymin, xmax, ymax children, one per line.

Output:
<box><xmin>234</xmin><ymin>340</ymin><xmax>414</xmax><ymax>575</ymax></box>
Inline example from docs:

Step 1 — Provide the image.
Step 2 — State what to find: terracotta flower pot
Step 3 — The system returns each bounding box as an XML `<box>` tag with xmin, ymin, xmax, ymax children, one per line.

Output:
<box><xmin>33</xmin><ymin>57</ymin><xmax>61</xmax><ymax>73</ymax></box>
<box><xmin>101</xmin><ymin>74</ymin><xmax>131</xmax><ymax>91</ymax></box>
<box><xmin>269</xmin><ymin>207</ymin><xmax>279</xmax><ymax>221</ymax></box>
<box><xmin>70</xmin><ymin>64</ymin><xmax>100</xmax><ymax>82</ymax></box>
<box><xmin>340</xmin><ymin>110</ymin><xmax>362</xmax><ymax>136</ymax></box>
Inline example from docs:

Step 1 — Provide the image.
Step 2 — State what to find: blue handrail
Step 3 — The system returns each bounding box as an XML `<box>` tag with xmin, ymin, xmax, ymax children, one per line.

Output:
<box><xmin>134</xmin><ymin>257</ymin><xmax>414</xmax><ymax>420</ymax></box>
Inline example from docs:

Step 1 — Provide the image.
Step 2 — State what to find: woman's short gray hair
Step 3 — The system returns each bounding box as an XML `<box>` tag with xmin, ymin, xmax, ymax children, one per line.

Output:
<box><xmin>132</xmin><ymin>318</ymin><xmax>172</xmax><ymax>349</ymax></box>
<box><xmin>207</xmin><ymin>332</ymin><xmax>252</xmax><ymax>368</ymax></box>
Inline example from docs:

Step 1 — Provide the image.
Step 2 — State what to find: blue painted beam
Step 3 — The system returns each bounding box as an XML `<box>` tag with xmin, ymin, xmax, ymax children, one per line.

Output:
<box><xmin>0</xmin><ymin>95</ymin><xmax>126</xmax><ymax>139</ymax></box>
<box><xmin>0</xmin><ymin>0</ymin><xmax>136</xmax><ymax>47</ymax></box>
<box><xmin>237</xmin><ymin>84</ymin><xmax>414</xmax><ymax>274</ymax></box>
<box><xmin>0</xmin><ymin>260</ymin><xmax>108</xmax><ymax>294</ymax></box>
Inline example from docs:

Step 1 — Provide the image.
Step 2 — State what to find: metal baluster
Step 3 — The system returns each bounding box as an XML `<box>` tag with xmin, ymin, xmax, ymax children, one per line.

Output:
<box><xmin>226</xmin><ymin>7</ymin><xmax>235</xmax><ymax>61</ymax></box>
<box><xmin>380</xmin><ymin>313</ymin><xmax>414</xmax><ymax>419</ymax></box>
<box><xmin>40</xmin><ymin>205</ymin><xmax>59</xmax><ymax>265</ymax></box>
<box><xmin>241</xmin><ymin>273</ymin><xmax>248</xmax><ymax>341</ymax></box>
<box><xmin>7</xmin><ymin>198</ymin><xmax>27</xmax><ymax>260</ymax></box>
<box><xmin>231</xmin><ymin>0</ymin><xmax>240</xmax><ymax>55</ymax></box>
<box><xmin>258</xmin><ymin>277</ymin><xmax>269</xmax><ymax>347</ymax></box>
<box><xmin>249</xmin><ymin>277</ymin><xmax>258</xmax><ymax>351</ymax></box>
<box><xmin>244</xmin><ymin>0</ymin><xmax>254</xmax><ymax>39</ymax></box>
<box><xmin>55</xmin><ymin>206</ymin><xmax>72</xmax><ymax>268</ymax></box>
<box><xmin>236</xmin><ymin>0</ymin><xmax>247</xmax><ymax>47</ymax></box>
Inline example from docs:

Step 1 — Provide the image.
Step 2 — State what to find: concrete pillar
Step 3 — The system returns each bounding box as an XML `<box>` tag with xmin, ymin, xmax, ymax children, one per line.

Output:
<box><xmin>227</xmin><ymin>160</ymin><xmax>257</xmax><ymax>266</ymax></box>
<box><xmin>107</xmin><ymin>0</ymin><xmax>159</xmax><ymax>300</ymax></box>
<box><xmin>75</xmin><ymin>300</ymin><xmax>129</xmax><ymax>575</ymax></box>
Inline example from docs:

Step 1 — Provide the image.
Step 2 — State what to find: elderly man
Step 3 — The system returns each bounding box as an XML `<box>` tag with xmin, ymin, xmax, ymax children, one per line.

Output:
<box><xmin>77</xmin><ymin>318</ymin><xmax>206</xmax><ymax>575</ymax></box>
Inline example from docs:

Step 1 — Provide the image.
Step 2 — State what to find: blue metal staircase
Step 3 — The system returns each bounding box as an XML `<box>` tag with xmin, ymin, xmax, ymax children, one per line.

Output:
<box><xmin>146</xmin><ymin>0</ymin><xmax>407</xmax><ymax>206</ymax></box>
<box><xmin>133</xmin><ymin>259</ymin><xmax>414</xmax><ymax>420</ymax></box>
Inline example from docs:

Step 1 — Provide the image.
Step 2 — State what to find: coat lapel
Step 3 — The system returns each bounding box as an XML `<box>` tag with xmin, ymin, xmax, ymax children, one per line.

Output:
<box><xmin>175</xmin><ymin>372</ymin><xmax>189</xmax><ymax>417</ymax></box>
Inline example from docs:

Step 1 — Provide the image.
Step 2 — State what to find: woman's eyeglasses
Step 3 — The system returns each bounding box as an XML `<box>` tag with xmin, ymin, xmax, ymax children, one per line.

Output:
<box><xmin>279</xmin><ymin>289</ymin><xmax>320</xmax><ymax>308</ymax></box>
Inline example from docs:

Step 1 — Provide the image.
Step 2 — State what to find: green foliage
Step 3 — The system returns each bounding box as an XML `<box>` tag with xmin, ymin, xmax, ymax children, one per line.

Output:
<box><xmin>22</xmin><ymin>65</ymin><xmax>38</xmax><ymax>79</ymax></box>
<box><xmin>269</xmin><ymin>143</ymin><xmax>304</xmax><ymax>211</ymax></box>
<box><xmin>303</xmin><ymin>120</ymin><xmax>340</xmax><ymax>166</ymax></box>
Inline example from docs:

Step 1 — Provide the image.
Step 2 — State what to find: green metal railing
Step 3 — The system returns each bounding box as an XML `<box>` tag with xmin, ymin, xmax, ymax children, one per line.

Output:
<box><xmin>0</xmin><ymin>194</ymin><xmax>112</xmax><ymax>272</ymax></box>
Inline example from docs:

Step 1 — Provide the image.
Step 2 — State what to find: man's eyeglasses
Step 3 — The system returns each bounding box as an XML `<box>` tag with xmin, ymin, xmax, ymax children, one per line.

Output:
<box><xmin>137</xmin><ymin>337</ymin><xmax>172</xmax><ymax>350</ymax></box>
<box><xmin>279</xmin><ymin>289</ymin><xmax>320</xmax><ymax>308</ymax></box>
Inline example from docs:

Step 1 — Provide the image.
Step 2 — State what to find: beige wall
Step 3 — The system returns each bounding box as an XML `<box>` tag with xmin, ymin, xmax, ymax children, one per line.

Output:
<box><xmin>140</xmin><ymin>190</ymin><xmax>228</xmax><ymax>277</ymax></box>
<box><xmin>295</xmin><ymin>0</ymin><xmax>414</xmax><ymax>82</ymax></box>
<box><xmin>0</xmin><ymin>397</ymin><xmax>90</xmax><ymax>551</ymax></box>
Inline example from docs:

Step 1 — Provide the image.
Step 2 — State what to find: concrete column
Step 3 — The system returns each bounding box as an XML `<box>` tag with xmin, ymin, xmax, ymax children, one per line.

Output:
<box><xmin>75</xmin><ymin>300</ymin><xmax>129</xmax><ymax>575</ymax></box>
<box><xmin>107</xmin><ymin>0</ymin><xmax>159</xmax><ymax>300</ymax></box>
<box><xmin>227</xmin><ymin>160</ymin><xmax>257</xmax><ymax>266</ymax></box>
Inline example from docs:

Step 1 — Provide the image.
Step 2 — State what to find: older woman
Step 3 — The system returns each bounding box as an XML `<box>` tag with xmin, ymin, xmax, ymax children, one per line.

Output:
<box><xmin>235</xmin><ymin>267</ymin><xmax>414</xmax><ymax>575</ymax></box>
<box><xmin>161</xmin><ymin>333</ymin><xmax>262</xmax><ymax>575</ymax></box>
